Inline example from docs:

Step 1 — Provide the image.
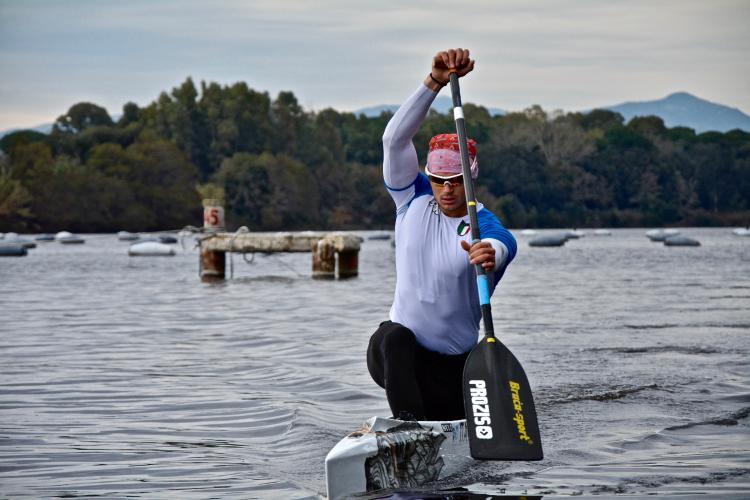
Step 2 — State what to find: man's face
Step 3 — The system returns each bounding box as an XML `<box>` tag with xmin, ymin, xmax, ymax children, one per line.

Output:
<box><xmin>429</xmin><ymin>173</ymin><xmax>468</xmax><ymax>217</ymax></box>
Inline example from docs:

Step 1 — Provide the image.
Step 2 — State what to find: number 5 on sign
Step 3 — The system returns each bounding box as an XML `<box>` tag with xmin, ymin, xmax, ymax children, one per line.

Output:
<box><xmin>203</xmin><ymin>206</ymin><xmax>224</xmax><ymax>229</ymax></box>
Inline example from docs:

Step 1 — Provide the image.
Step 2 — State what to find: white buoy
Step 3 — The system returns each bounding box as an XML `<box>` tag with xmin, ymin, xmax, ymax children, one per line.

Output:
<box><xmin>646</xmin><ymin>229</ymin><xmax>680</xmax><ymax>242</ymax></box>
<box><xmin>128</xmin><ymin>241</ymin><xmax>175</xmax><ymax>256</ymax></box>
<box><xmin>3</xmin><ymin>233</ymin><xmax>36</xmax><ymax>248</ymax></box>
<box><xmin>0</xmin><ymin>242</ymin><xmax>27</xmax><ymax>256</ymax></box>
<box><xmin>117</xmin><ymin>231</ymin><xmax>140</xmax><ymax>241</ymax></box>
<box><xmin>593</xmin><ymin>229</ymin><xmax>611</xmax><ymax>236</ymax></box>
<box><xmin>566</xmin><ymin>229</ymin><xmax>585</xmax><ymax>238</ymax></box>
<box><xmin>664</xmin><ymin>235</ymin><xmax>700</xmax><ymax>247</ymax></box>
<box><xmin>529</xmin><ymin>234</ymin><xmax>568</xmax><ymax>247</ymax></box>
<box><xmin>57</xmin><ymin>232</ymin><xmax>85</xmax><ymax>244</ymax></box>
<box><xmin>732</xmin><ymin>228</ymin><xmax>750</xmax><ymax>237</ymax></box>
<box><xmin>520</xmin><ymin>229</ymin><xmax>538</xmax><ymax>236</ymax></box>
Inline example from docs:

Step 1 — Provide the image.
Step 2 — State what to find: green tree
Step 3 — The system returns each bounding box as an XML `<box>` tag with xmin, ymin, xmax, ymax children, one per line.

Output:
<box><xmin>53</xmin><ymin>102</ymin><xmax>114</xmax><ymax>134</ymax></box>
<box><xmin>0</xmin><ymin>172</ymin><xmax>34</xmax><ymax>230</ymax></box>
<box><xmin>119</xmin><ymin>102</ymin><xmax>141</xmax><ymax>126</ymax></box>
<box><xmin>215</xmin><ymin>152</ymin><xmax>319</xmax><ymax>230</ymax></box>
<box><xmin>0</xmin><ymin>130</ymin><xmax>48</xmax><ymax>158</ymax></box>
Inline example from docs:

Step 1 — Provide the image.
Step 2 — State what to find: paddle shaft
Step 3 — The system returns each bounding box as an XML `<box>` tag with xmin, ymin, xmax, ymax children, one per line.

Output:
<box><xmin>449</xmin><ymin>71</ymin><xmax>495</xmax><ymax>340</ymax></box>
<box><xmin>451</xmin><ymin>71</ymin><xmax>543</xmax><ymax>460</ymax></box>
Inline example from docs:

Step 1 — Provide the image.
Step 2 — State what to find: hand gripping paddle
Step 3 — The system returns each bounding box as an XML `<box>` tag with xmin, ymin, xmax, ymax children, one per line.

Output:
<box><xmin>449</xmin><ymin>71</ymin><xmax>543</xmax><ymax>461</ymax></box>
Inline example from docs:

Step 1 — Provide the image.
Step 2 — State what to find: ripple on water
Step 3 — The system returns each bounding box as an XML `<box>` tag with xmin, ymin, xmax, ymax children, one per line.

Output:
<box><xmin>1</xmin><ymin>229</ymin><xmax>749</xmax><ymax>498</ymax></box>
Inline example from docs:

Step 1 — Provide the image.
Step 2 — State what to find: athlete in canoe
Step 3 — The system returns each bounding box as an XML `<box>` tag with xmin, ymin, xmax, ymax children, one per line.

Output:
<box><xmin>367</xmin><ymin>48</ymin><xmax>517</xmax><ymax>421</ymax></box>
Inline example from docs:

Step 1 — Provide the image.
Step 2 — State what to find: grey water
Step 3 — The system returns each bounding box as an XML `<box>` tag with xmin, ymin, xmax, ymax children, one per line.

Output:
<box><xmin>1</xmin><ymin>228</ymin><xmax>748</xmax><ymax>499</ymax></box>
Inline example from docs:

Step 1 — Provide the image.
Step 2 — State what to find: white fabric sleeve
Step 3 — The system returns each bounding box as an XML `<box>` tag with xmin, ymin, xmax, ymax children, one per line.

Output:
<box><xmin>382</xmin><ymin>84</ymin><xmax>438</xmax><ymax>207</ymax></box>
<box><xmin>482</xmin><ymin>237</ymin><xmax>509</xmax><ymax>272</ymax></box>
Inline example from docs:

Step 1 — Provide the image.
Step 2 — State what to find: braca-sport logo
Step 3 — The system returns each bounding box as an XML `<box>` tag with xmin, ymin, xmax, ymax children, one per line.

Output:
<box><xmin>468</xmin><ymin>379</ymin><xmax>492</xmax><ymax>439</ymax></box>
<box><xmin>509</xmin><ymin>380</ymin><xmax>534</xmax><ymax>444</ymax></box>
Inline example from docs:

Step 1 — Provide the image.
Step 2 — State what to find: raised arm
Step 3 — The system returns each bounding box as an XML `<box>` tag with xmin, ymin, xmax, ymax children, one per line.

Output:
<box><xmin>381</xmin><ymin>85</ymin><xmax>437</xmax><ymax>193</ymax></box>
<box><xmin>382</xmin><ymin>49</ymin><xmax>476</xmax><ymax>207</ymax></box>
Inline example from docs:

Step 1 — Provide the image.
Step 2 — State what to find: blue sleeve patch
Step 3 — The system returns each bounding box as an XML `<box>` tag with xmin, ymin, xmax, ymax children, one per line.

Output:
<box><xmin>388</xmin><ymin>173</ymin><xmax>433</xmax><ymax>216</ymax></box>
<box><xmin>385</xmin><ymin>175</ymin><xmax>416</xmax><ymax>192</ymax></box>
<box><xmin>384</xmin><ymin>172</ymin><xmax>431</xmax><ymax>196</ymax></box>
<box><xmin>477</xmin><ymin>208</ymin><xmax>517</xmax><ymax>286</ymax></box>
<box><xmin>413</xmin><ymin>172</ymin><xmax>432</xmax><ymax>198</ymax></box>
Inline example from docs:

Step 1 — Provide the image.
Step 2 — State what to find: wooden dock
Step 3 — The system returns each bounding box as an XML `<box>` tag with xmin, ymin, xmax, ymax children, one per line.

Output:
<box><xmin>198</xmin><ymin>231</ymin><xmax>361</xmax><ymax>280</ymax></box>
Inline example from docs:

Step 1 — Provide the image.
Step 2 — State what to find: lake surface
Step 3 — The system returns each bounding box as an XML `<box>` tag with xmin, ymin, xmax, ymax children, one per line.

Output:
<box><xmin>1</xmin><ymin>228</ymin><xmax>749</xmax><ymax>499</ymax></box>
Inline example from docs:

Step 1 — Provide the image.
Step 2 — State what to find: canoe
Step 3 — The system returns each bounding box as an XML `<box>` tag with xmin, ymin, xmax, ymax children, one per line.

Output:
<box><xmin>325</xmin><ymin>416</ymin><xmax>471</xmax><ymax>500</ymax></box>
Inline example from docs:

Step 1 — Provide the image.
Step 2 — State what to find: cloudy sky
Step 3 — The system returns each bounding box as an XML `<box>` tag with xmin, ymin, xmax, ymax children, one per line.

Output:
<box><xmin>1</xmin><ymin>0</ymin><xmax>748</xmax><ymax>131</ymax></box>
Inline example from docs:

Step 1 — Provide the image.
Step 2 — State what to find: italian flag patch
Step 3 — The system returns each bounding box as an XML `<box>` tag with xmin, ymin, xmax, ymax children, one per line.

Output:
<box><xmin>457</xmin><ymin>220</ymin><xmax>470</xmax><ymax>236</ymax></box>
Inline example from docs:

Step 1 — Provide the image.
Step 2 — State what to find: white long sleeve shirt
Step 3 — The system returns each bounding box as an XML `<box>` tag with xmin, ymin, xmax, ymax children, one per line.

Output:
<box><xmin>383</xmin><ymin>84</ymin><xmax>518</xmax><ymax>355</ymax></box>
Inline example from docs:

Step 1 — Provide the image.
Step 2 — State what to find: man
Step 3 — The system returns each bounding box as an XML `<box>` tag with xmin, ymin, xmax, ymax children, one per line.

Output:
<box><xmin>367</xmin><ymin>48</ymin><xmax>517</xmax><ymax>421</ymax></box>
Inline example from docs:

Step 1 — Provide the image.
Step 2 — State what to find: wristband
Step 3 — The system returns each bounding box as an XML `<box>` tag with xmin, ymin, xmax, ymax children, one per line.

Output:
<box><xmin>430</xmin><ymin>73</ymin><xmax>448</xmax><ymax>86</ymax></box>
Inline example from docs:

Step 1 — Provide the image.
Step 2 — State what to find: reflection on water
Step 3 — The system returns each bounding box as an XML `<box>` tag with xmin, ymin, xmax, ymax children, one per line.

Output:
<box><xmin>1</xmin><ymin>229</ymin><xmax>749</xmax><ymax>498</ymax></box>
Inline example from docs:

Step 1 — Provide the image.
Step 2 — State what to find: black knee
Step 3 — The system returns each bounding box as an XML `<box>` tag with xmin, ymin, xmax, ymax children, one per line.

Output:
<box><xmin>380</xmin><ymin>323</ymin><xmax>417</xmax><ymax>357</ymax></box>
<box><xmin>367</xmin><ymin>321</ymin><xmax>417</xmax><ymax>388</ymax></box>
<box><xmin>366</xmin><ymin>322</ymin><xmax>389</xmax><ymax>388</ymax></box>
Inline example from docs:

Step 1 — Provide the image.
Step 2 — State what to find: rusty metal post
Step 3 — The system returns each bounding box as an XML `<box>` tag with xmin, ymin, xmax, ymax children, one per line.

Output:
<box><xmin>312</xmin><ymin>239</ymin><xmax>335</xmax><ymax>279</ymax></box>
<box><xmin>337</xmin><ymin>250</ymin><xmax>359</xmax><ymax>278</ymax></box>
<box><xmin>201</xmin><ymin>248</ymin><xmax>226</xmax><ymax>281</ymax></box>
<box><xmin>200</xmin><ymin>199</ymin><xmax>225</xmax><ymax>281</ymax></box>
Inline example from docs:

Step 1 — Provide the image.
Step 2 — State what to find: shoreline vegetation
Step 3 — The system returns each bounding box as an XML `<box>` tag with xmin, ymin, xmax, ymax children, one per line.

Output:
<box><xmin>1</xmin><ymin>77</ymin><xmax>748</xmax><ymax>233</ymax></box>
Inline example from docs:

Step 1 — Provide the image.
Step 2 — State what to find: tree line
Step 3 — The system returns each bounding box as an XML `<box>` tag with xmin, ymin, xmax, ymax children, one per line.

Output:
<box><xmin>1</xmin><ymin>77</ymin><xmax>748</xmax><ymax>232</ymax></box>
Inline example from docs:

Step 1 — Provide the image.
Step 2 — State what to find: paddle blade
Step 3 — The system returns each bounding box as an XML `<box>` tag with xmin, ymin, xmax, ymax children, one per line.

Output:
<box><xmin>463</xmin><ymin>337</ymin><xmax>543</xmax><ymax>460</ymax></box>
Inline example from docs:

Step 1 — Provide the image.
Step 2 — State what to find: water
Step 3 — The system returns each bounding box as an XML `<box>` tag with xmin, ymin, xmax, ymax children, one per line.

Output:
<box><xmin>1</xmin><ymin>228</ymin><xmax>748</xmax><ymax>498</ymax></box>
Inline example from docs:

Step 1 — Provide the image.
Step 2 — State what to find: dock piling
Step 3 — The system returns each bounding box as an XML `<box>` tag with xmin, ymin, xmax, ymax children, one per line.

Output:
<box><xmin>312</xmin><ymin>239</ymin><xmax>336</xmax><ymax>279</ymax></box>
<box><xmin>337</xmin><ymin>250</ymin><xmax>358</xmax><ymax>278</ymax></box>
<box><xmin>201</xmin><ymin>248</ymin><xmax>226</xmax><ymax>280</ymax></box>
<box><xmin>198</xmin><ymin>231</ymin><xmax>360</xmax><ymax>280</ymax></box>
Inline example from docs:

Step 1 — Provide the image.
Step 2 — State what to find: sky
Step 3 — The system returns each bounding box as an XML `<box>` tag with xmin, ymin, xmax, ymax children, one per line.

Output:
<box><xmin>1</xmin><ymin>0</ymin><xmax>748</xmax><ymax>131</ymax></box>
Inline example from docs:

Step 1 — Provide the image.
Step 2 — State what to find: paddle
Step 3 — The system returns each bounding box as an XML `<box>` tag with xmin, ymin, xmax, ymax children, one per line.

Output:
<box><xmin>449</xmin><ymin>71</ymin><xmax>543</xmax><ymax>461</ymax></box>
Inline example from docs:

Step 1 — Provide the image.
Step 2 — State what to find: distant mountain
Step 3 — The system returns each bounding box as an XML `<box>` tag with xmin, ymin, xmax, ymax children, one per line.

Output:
<box><xmin>357</xmin><ymin>92</ymin><xmax>750</xmax><ymax>133</ymax></box>
<box><xmin>0</xmin><ymin>122</ymin><xmax>54</xmax><ymax>138</ymax></box>
<box><xmin>0</xmin><ymin>114</ymin><xmax>124</xmax><ymax>139</ymax></box>
<box><xmin>356</xmin><ymin>96</ymin><xmax>505</xmax><ymax>117</ymax></box>
<box><xmin>603</xmin><ymin>92</ymin><xmax>750</xmax><ymax>133</ymax></box>
<box><xmin>354</xmin><ymin>104</ymin><xmax>400</xmax><ymax>117</ymax></box>
<box><xmin>4</xmin><ymin>93</ymin><xmax>747</xmax><ymax>138</ymax></box>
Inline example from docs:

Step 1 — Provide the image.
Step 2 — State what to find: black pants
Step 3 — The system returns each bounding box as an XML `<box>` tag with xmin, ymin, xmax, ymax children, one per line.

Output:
<box><xmin>367</xmin><ymin>321</ymin><xmax>469</xmax><ymax>421</ymax></box>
